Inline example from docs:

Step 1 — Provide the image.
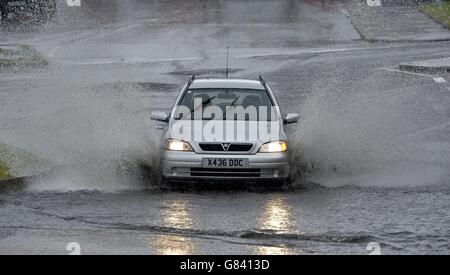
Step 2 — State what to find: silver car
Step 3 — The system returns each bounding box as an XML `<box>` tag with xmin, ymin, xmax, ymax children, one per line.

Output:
<box><xmin>151</xmin><ymin>76</ymin><xmax>299</xmax><ymax>185</ymax></box>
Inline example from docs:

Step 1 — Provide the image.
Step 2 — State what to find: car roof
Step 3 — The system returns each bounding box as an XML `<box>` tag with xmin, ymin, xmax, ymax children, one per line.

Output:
<box><xmin>189</xmin><ymin>78</ymin><xmax>266</xmax><ymax>90</ymax></box>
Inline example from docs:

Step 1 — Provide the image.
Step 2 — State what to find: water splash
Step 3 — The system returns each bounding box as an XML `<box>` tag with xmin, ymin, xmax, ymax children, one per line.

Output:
<box><xmin>0</xmin><ymin>66</ymin><xmax>164</xmax><ymax>191</ymax></box>
<box><xmin>291</xmin><ymin>79</ymin><xmax>450</xmax><ymax>188</ymax></box>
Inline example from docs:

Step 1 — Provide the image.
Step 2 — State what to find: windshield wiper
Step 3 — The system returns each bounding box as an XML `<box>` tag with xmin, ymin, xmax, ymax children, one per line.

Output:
<box><xmin>186</xmin><ymin>96</ymin><xmax>216</xmax><ymax>120</ymax></box>
<box><xmin>223</xmin><ymin>96</ymin><xmax>240</xmax><ymax>120</ymax></box>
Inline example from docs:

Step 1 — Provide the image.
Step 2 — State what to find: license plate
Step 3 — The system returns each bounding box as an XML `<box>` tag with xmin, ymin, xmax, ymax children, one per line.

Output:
<box><xmin>202</xmin><ymin>158</ymin><xmax>249</xmax><ymax>168</ymax></box>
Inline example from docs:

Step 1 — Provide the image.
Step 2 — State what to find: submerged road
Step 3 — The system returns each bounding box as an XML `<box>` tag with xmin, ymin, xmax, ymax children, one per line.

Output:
<box><xmin>0</xmin><ymin>0</ymin><xmax>449</xmax><ymax>254</ymax></box>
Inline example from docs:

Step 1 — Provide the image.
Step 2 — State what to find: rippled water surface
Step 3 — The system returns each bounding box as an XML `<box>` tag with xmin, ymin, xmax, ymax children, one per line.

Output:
<box><xmin>1</xmin><ymin>0</ymin><xmax>449</xmax><ymax>254</ymax></box>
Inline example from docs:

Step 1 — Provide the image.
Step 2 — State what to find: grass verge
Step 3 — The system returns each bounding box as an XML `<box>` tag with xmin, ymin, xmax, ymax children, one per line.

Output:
<box><xmin>422</xmin><ymin>2</ymin><xmax>450</xmax><ymax>29</ymax></box>
<box><xmin>0</xmin><ymin>143</ymin><xmax>52</xmax><ymax>183</ymax></box>
<box><xmin>0</xmin><ymin>44</ymin><xmax>48</xmax><ymax>68</ymax></box>
<box><xmin>0</xmin><ymin>161</ymin><xmax>11</xmax><ymax>181</ymax></box>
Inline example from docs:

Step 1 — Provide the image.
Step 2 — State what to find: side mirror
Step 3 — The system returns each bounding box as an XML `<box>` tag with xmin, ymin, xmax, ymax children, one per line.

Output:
<box><xmin>284</xmin><ymin>113</ymin><xmax>300</xmax><ymax>124</ymax></box>
<box><xmin>151</xmin><ymin>111</ymin><xmax>169</xmax><ymax>123</ymax></box>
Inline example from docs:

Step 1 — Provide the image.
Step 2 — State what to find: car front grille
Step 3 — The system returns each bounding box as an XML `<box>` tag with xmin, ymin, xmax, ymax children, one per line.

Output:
<box><xmin>199</xmin><ymin>143</ymin><xmax>253</xmax><ymax>152</ymax></box>
<box><xmin>199</xmin><ymin>143</ymin><xmax>223</xmax><ymax>151</ymax></box>
<box><xmin>190</xmin><ymin>168</ymin><xmax>261</xmax><ymax>178</ymax></box>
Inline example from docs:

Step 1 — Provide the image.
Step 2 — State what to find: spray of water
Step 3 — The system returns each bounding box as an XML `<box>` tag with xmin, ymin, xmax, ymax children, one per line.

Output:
<box><xmin>2</xmin><ymin>0</ymin><xmax>449</xmax><ymax>191</ymax></box>
<box><xmin>0</xmin><ymin>65</ymin><xmax>163</xmax><ymax>191</ymax></box>
<box><xmin>291</xmin><ymin>79</ymin><xmax>450</xmax><ymax>188</ymax></box>
<box><xmin>3</xmin><ymin>63</ymin><xmax>448</xmax><ymax>191</ymax></box>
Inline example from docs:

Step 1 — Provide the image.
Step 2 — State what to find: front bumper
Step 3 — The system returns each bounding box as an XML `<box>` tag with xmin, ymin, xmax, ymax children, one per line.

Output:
<box><xmin>161</xmin><ymin>150</ymin><xmax>290</xmax><ymax>180</ymax></box>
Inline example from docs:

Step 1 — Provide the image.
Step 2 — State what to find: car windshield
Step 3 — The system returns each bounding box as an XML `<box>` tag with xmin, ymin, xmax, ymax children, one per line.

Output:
<box><xmin>176</xmin><ymin>88</ymin><xmax>276</xmax><ymax>121</ymax></box>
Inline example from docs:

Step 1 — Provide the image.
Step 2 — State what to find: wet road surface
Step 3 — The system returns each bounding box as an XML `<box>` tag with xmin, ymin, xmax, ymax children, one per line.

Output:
<box><xmin>0</xmin><ymin>0</ymin><xmax>449</xmax><ymax>254</ymax></box>
<box><xmin>1</xmin><ymin>186</ymin><xmax>449</xmax><ymax>254</ymax></box>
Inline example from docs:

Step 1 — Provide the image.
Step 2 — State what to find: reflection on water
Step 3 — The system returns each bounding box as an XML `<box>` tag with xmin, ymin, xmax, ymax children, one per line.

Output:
<box><xmin>162</xmin><ymin>199</ymin><xmax>193</xmax><ymax>229</ymax></box>
<box><xmin>256</xmin><ymin>195</ymin><xmax>297</xmax><ymax>255</ymax></box>
<box><xmin>151</xmin><ymin>196</ymin><xmax>298</xmax><ymax>255</ymax></box>
<box><xmin>255</xmin><ymin>245</ymin><xmax>296</xmax><ymax>255</ymax></box>
<box><xmin>153</xmin><ymin>199</ymin><xmax>196</xmax><ymax>255</ymax></box>
<box><xmin>259</xmin><ymin>195</ymin><xmax>297</xmax><ymax>233</ymax></box>
<box><xmin>154</xmin><ymin>234</ymin><xmax>194</xmax><ymax>255</ymax></box>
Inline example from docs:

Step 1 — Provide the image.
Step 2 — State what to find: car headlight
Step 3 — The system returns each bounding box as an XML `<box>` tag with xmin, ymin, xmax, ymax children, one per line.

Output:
<box><xmin>259</xmin><ymin>141</ymin><xmax>288</xmax><ymax>153</ymax></box>
<box><xmin>164</xmin><ymin>139</ymin><xmax>193</xmax><ymax>151</ymax></box>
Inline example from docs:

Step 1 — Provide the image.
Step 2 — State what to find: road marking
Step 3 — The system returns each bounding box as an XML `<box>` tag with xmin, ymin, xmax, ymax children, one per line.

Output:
<box><xmin>384</xmin><ymin>68</ymin><xmax>450</xmax><ymax>86</ymax></box>
<box><xmin>433</xmin><ymin>77</ymin><xmax>447</xmax><ymax>84</ymax></box>
<box><xmin>237</xmin><ymin>46</ymin><xmax>384</xmax><ymax>59</ymax></box>
<box><xmin>402</xmin><ymin>121</ymin><xmax>450</xmax><ymax>138</ymax></box>
<box><xmin>233</xmin><ymin>41</ymin><xmax>448</xmax><ymax>60</ymax></box>
<box><xmin>236</xmin><ymin>43</ymin><xmax>443</xmax><ymax>60</ymax></box>
<box><xmin>58</xmin><ymin>56</ymin><xmax>201</xmax><ymax>65</ymax></box>
<box><xmin>382</xmin><ymin>67</ymin><xmax>437</xmax><ymax>78</ymax></box>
